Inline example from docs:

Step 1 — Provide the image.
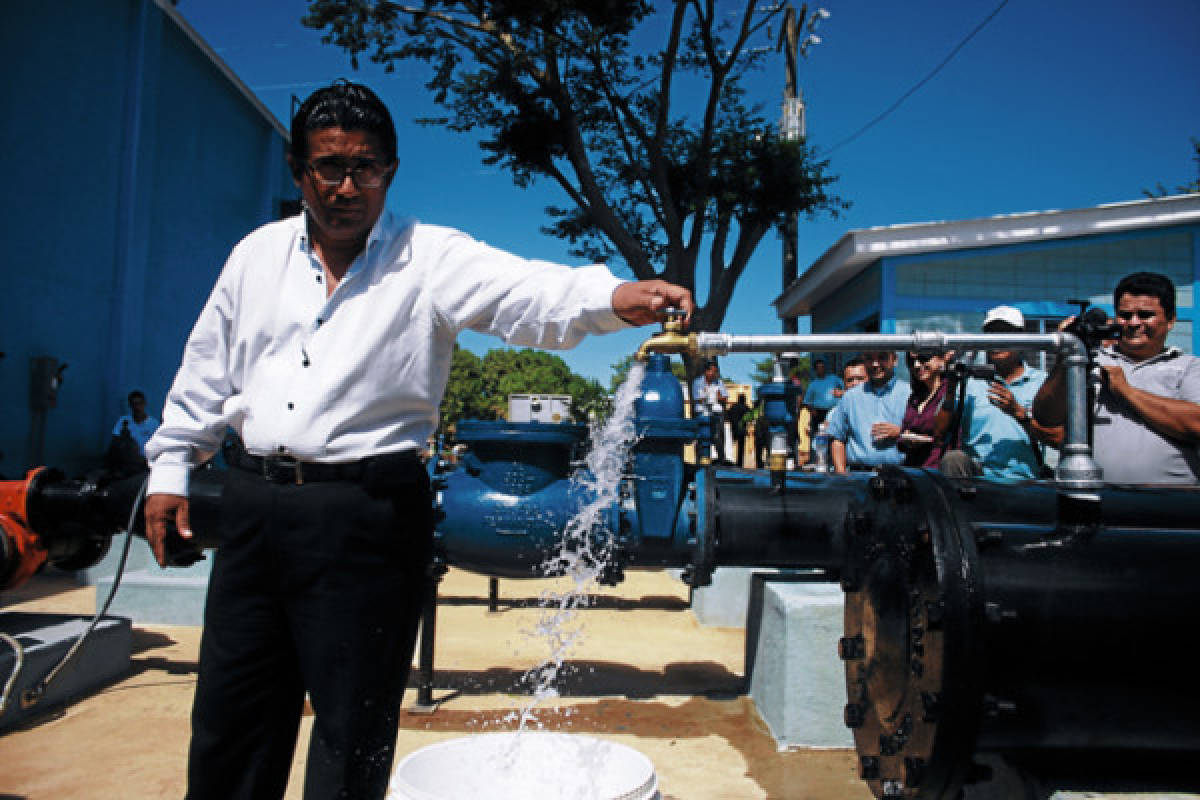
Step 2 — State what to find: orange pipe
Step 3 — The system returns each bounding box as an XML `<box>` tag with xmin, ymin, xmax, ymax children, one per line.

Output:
<box><xmin>0</xmin><ymin>468</ymin><xmax>50</xmax><ymax>590</ymax></box>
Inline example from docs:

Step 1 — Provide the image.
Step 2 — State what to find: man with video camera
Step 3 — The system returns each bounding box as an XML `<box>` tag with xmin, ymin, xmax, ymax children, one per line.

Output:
<box><xmin>1033</xmin><ymin>271</ymin><xmax>1200</xmax><ymax>484</ymax></box>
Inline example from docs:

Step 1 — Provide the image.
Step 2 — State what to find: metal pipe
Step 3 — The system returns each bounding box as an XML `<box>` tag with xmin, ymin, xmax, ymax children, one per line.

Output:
<box><xmin>691</xmin><ymin>331</ymin><xmax>1101</xmax><ymax>489</ymax></box>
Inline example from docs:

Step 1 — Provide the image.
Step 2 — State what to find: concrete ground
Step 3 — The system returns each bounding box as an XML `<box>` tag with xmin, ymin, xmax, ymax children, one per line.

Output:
<box><xmin>0</xmin><ymin>567</ymin><xmax>871</xmax><ymax>800</ymax></box>
<box><xmin>3</xmin><ymin>568</ymin><xmax>1196</xmax><ymax>800</ymax></box>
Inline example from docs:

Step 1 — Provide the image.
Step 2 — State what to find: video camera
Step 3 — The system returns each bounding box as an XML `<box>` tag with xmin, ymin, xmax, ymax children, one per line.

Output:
<box><xmin>948</xmin><ymin>360</ymin><xmax>997</xmax><ymax>382</ymax></box>
<box><xmin>1064</xmin><ymin>300</ymin><xmax>1121</xmax><ymax>351</ymax></box>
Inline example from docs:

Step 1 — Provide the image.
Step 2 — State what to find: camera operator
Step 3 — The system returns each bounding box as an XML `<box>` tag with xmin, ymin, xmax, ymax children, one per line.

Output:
<box><xmin>940</xmin><ymin>306</ymin><xmax>1061</xmax><ymax>480</ymax></box>
<box><xmin>1033</xmin><ymin>272</ymin><xmax>1200</xmax><ymax>484</ymax></box>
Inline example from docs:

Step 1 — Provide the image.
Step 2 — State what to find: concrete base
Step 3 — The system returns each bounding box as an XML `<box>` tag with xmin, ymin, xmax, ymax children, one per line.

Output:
<box><xmin>0</xmin><ymin>612</ymin><xmax>132</xmax><ymax>731</ymax></box>
<box><xmin>79</xmin><ymin>530</ymin><xmax>156</xmax><ymax>582</ymax></box>
<box><xmin>746</xmin><ymin>575</ymin><xmax>853</xmax><ymax>749</ymax></box>
<box><xmin>93</xmin><ymin>535</ymin><xmax>213</xmax><ymax>626</ymax></box>
<box><xmin>691</xmin><ymin>567</ymin><xmax>783</xmax><ymax>628</ymax></box>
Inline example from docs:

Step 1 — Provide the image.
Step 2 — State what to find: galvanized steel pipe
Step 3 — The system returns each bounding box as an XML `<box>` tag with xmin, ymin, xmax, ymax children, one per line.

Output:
<box><xmin>693</xmin><ymin>331</ymin><xmax>1101</xmax><ymax>489</ymax></box>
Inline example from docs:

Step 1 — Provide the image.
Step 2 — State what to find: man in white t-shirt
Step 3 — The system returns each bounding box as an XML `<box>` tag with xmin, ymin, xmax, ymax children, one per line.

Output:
<box><xmin>691</xmin><ymin>359</ymin><xmax>729</xmax><ymax>462</ymax></box>
<box><xmin>111</xmin><ymin>389</ymin><xmax>160</xmax><ymax>454</ymax></box>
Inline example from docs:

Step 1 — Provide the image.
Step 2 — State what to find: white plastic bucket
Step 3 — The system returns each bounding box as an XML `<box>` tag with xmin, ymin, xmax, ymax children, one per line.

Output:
<box><xmin>387</xmin><ymin>732</ymin><xmax>660</xmax><ymax>800</ymax></box>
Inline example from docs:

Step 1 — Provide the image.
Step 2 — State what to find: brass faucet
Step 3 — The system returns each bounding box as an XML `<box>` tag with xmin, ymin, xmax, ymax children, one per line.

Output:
<box><xmin>635</xmin><ymin>309</ymin><xmax>698</xmax><ymax>362</ymax></box>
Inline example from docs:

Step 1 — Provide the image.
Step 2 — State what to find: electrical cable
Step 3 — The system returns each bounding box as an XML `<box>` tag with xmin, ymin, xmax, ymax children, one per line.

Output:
<box><xmin>824</xmin><ymin>0</ymin><xmax>1010</xmax><ymax>155</ymax></box>
<box><xmin>18</xmin><ymin>477</ymin><xmax>146</xmax><ymax>711</ymax></box>
<box><xmin>0</xmin><ymin>631</ymin><xmax>24</xmax><ymax>717</ymax></box>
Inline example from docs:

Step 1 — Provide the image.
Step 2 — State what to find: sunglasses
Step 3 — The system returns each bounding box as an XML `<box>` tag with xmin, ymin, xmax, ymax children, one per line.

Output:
<box><xmin>906</xmin><ymin>353</ymin><xmax>940</xmax><ymax>365</ymax></box>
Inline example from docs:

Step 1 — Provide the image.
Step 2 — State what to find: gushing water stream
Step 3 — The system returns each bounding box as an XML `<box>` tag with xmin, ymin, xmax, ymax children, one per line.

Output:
<box><xmin>388</xmin><ymin>365</ymin><xmax>655</xmax><ymax>799</ymax></box>
<box><xmin>516</xmin><ymin>361</ymin><xmax>646</xmax><ymax>730</ymax></box>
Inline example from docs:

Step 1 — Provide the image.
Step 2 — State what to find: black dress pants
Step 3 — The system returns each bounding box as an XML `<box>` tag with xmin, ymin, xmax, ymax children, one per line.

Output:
<box><xmin>186</xmin><ymin>463</ymin><xmax>432</xmax><ymax>800</ymax></box>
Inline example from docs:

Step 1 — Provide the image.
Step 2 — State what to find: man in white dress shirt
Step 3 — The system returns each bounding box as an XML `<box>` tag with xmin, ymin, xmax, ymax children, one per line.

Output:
<box><xmin>143</xmin><ymin>81</ymin><xmax>693</xmax><ymax>800</ymax></box>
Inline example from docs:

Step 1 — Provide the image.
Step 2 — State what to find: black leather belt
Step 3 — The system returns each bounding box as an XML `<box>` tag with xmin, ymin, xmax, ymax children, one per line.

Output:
<box><xmin>233</xmin><ymin>450</ymin><xmax>422</xmax><ymax>485</ymax></box>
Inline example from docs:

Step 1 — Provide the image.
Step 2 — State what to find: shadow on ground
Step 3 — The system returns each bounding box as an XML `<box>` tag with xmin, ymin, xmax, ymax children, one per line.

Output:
<box><xmin>414</xmin><ymin>658</ymin><xmax>744</xmax><ymax>698</ymax></box>
<box><xmin>0</xmin><ymin>568</ymin><xmax>81</xmax><ymax>608</ymax></box>
<box><xmin>436</xmin><ymin>592</ymin><xmax>691</xmax><ymax>612</ymax></box>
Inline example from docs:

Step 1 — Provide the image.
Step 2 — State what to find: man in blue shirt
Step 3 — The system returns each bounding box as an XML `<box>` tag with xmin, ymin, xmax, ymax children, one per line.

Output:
<box><xmin>941</xmin><ymin>305</ymin><xmax>1054</xmax><ymax>480</ymax></box>
<box><xmin>827</xmin><ymin>351</ymin><xmax>910</xmax><ymax>472</ymax></box>
<box><xmin>803</xmin><ymin>358</ymin><xmax>843</xmax><ymax>438</ymax></box>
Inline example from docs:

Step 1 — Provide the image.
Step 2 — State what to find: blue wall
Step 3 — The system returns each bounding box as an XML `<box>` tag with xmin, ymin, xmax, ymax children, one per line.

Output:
<box><xmin>0</xmin><ymin>0</ymin><xmax>294</xmax><ymax>477</ymax></box>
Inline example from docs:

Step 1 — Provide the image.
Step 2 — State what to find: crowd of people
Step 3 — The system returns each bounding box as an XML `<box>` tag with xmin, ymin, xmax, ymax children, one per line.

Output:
<box><xmin>708</xmin><ymin>271</ymin><xmax>1200</xmax><ymax>487</ymax></box>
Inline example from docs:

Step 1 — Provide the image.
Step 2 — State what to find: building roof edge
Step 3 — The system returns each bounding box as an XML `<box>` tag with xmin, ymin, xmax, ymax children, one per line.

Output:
<box><xmin>776</xmin><ymin>194</ymin><xmax>1200</xmax><ymax>318</ymax></box>
<box><xmin>153</xmin><ymin>0</ymin><xmax>290</xmax><ymax>140</ymax></box>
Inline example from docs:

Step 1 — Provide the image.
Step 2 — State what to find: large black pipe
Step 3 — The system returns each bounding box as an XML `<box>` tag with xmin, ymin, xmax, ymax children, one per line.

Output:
<box><xmin>839</xmin><ymin>467</ymin><xmax>1200</xmax><ymax>798</ymax></box>
<box><xmin>712</xmin><ymin>472</ymin><xmax>857</xmax><ymax>573</ymax></box>
<box><xmin>26</xmin><ymin>469</ymin><xmax>225</xmax><ymax>568</ymax></box>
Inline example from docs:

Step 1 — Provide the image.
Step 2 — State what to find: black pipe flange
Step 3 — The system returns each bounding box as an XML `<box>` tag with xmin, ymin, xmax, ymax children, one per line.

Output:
<box><xmin>841</xmin><ymin>467</ymin><xmax>985</xmax><ymax>799</ymax></box>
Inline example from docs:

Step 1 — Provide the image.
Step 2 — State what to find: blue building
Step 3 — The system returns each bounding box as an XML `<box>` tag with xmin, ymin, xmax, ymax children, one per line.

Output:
<box><xmin>0</xmin><ymin>0</ymin><xmax>296</xmax><ymax>477</ymax></box>
<box><xmin>776</xmin><ymin>194</ymin><xmax>1200</xmax><ymax>367</ymax></box>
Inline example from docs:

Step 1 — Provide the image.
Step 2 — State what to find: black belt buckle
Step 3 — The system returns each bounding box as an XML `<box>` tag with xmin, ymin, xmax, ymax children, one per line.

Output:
<box><xmin>263</xmin><ymin>455</ymin><xmax>304</xmax><ymax>484</ymax></box>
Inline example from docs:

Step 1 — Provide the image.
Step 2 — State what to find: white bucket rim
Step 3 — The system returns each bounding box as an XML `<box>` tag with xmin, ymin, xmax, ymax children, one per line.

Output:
<box><xmin>389</xmin><ymin>732</ymin><xmax>659</xmax><ymax>800</ymax></box>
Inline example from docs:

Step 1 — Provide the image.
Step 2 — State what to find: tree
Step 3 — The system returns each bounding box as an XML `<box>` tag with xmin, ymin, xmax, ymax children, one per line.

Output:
<box><xmin>1143</xmin><ymin>137</ymin><xmax>1200</xmax><ymax>198</ymax></box>
<box><xmin>439</xmin><ymin>346</ymin><xmax>609</xmax><ymax>434</ymax></box>
<box><xmin>439</xmin><ymin>344</ymin><xmax>487</xmax><ymax>432</ymax></box>
<box><xmin>303</xmin><ymin>0</ymin><xmax>848</xmax><ymax>339</ymax></box>
<box><xmin>748</xmin><ymin>353</ymin><xmax>810</xmax><ymax>386</ymax></box>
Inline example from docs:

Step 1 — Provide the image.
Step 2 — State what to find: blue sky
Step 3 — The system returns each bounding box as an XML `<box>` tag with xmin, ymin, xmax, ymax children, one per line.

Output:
<box><xmin>178</xmin><ymin>0</ymin><xmax>1200</xmax><ymax>385</ymax></box>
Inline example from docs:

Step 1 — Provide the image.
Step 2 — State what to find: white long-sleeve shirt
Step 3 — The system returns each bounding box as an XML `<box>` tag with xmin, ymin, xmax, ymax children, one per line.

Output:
<box><xmin>146</xmin><ymin>212</ymin><xmax>629</xmax><ymax>496</ymax></box>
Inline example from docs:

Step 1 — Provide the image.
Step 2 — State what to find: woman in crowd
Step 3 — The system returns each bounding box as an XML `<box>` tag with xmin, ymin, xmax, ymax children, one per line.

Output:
<box><xmin>898</xmin><ymin>349</ymin><xmax>957</xmax><ymax>468</ymax></box>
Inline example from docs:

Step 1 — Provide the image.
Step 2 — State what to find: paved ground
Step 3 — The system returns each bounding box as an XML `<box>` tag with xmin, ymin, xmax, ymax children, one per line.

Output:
<box><xmin>0</xmin><ymin>567</ymin><xmax>870</xmax><ymax>800</ymax></box>
<box><xmin>4</xmin><ymin>568</ymin><xmax>1197</xmax><ymax>800</ymax></box>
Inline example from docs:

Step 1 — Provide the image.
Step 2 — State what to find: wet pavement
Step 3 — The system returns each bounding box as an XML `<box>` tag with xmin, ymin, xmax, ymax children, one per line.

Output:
<box><xmin>0</xmin><ymin>567</ymin><xmax>869</xmax><ymax>799</ymax></box>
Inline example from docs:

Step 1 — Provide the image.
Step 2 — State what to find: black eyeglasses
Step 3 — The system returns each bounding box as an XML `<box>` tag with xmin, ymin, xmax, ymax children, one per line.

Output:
<box><xmin>305</xmin><ymin>157</ymin><xmax>393</xmax><ymax>188</ymax></box>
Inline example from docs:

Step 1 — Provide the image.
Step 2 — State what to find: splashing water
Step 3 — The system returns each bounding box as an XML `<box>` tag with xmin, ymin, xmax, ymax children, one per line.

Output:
<box><xmin>385</xmin><ymin>364</ymin><xmax>654</xmax><ymax>800</ymax></box>
<box><xmin>516</xmin><ymin>362</ymin><xmax>646</xmax><ymax>731</ymax></box>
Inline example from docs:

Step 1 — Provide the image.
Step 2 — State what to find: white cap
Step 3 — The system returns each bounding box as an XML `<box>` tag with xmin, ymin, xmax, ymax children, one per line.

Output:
<box><xmin>982</xmin><ymin>305</ymin><xmax>1025</xmax><ymax>330</ymax></box>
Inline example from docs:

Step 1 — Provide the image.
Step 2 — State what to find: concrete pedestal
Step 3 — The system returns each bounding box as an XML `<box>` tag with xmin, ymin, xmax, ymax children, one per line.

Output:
<box><xmin>746</xmin><ymin>576</ymin><xmax>852</xmax><ymax>749</ymax></box>
<box><xmin>0</xmin><ymin>612</ymin><xmax>131</xmax><ymax>731</ymax></box>
<box><xmin>690</xmin><ymin>567</ymin><xmax>784</xmax><ymax>628</ymax></box>
<box><xmin>92</xmin><ymin>535</ymin><xmax>213</xmax><ymax>626</ymax></box>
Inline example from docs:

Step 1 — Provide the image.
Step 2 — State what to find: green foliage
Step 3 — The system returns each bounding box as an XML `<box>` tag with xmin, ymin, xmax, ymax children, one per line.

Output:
<box><xmin>439</xmin><ymin>345</ymin><xmax>609</xmax><ymax>433</ymax></box>
<box><xmin>749</xmin><ymin>356</ymin><xmax>777</xmax><ymax>386</ymax></box>
<box><xmin>749</xmin><ymin>353</ymin><xmax>812</xmax><ymax>386</ymax></box>
<box><xmin>439</xmin><ymin>344</ymin><xmax>486</xmax><ymax>432</ymax></box>
<box><xmin>302</xmin><ymin>0</ymin><xmax>848</xmax><ymax>334</ymax></box>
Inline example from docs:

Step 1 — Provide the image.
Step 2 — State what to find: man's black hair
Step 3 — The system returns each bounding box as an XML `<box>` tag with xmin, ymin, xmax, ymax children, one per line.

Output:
<box><xmin>814</xmin><ymin>358</ymin><xmax>826</xmax><ymax>367</ymax></box>
<box><xmin>289</xmin><ymin>81</ymin><xmax>397</xmax><ymax>174</ymax></box>
<box><xmin>843</xmin><ymin>357</ymin><xmax>865</xmax><ymax>374</ymax></box>
<box><xmin>128</xmin><ymin>390</ymin><xmax>146</xmax><ymax>404</ymax></box>
<box><xmin>1115</xmin><ymin>271</ymin><xmax>1176</xmax><ymax>319</ymax></box>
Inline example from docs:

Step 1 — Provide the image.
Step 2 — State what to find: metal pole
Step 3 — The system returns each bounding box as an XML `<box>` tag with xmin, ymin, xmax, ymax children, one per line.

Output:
<box><xmin>779</xmin><ymin>6</ymin><xmax>803</xmax><ymax>336</ymax></box>
<box><xmin>412</xmin><ymin>559</ymin><xmax>448</xmax><ymax>712</ymax></box>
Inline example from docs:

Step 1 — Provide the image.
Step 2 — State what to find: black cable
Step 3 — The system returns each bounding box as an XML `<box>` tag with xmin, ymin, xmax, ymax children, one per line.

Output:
<box><xmin>20</xmin><ymin>477</ymin><xmax>146</xmax><ymax>710</ymax></box>
<box><xmin>824</xmin><ymin>0</ymin><xmax>1011</xmax><ymax>155</ymax></box>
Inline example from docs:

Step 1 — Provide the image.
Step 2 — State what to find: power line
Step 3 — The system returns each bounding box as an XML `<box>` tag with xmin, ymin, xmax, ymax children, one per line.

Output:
<box><xmin>824</xmin><ymin>0</ymin><xmax>1010</xmax><ymax>155</ymax></box>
